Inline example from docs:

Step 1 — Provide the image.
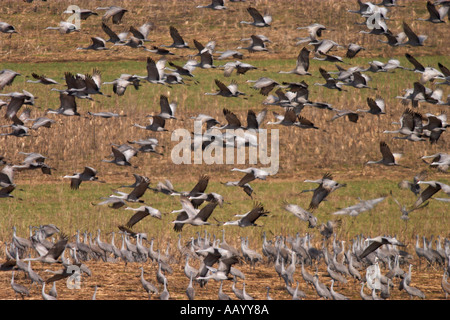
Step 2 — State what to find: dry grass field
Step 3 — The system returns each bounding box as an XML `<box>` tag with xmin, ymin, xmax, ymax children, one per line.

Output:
<box><xmin>0</xmin><ymin>0</ymin><xmax>449</xmax><ymax>304</ymax></box>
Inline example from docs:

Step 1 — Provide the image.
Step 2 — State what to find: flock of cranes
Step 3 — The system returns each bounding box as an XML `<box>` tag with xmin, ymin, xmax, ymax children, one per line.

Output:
<box><xmin>3</xmin><ymin>218</ymin><xmax>448</xmax><ymax>300</ymax></box>
<box><xmin>0</xmin><ymin>0</ymin><xmax>449</xmax><ymax>301</ymax></box>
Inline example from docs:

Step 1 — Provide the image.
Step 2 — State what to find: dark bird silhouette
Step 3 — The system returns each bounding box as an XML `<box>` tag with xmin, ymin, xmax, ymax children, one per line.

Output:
<box><xmin>97</xmin><ymin>6</ymin><xmax>128</xmax><ymax>24</ymax></box>
<box><xmin>401</xmin><ymin>21</ymin><xmax>427</xmax><ymax>46</ymax></box>
<box><xmin>1</xmin><ymin>90</ymin><xmax>35</xmax><ymax>121</ymax></box>
<box><xmin>162</xmin><ymin>26</ymin><xmax>189</xmax><ymax>48</ymax></box>
<box><xmin>102</xmin><ymin>145</ymin><xmax>138</xmax><ymax>167</ymax></box>
<box><xmin>124</xmin><ymin>206</ymin><xmax>162</xmax><ymax>229</ymax></box>
<box><xmin>0</xmin><ymin>69</ymin><xmax>21</xmax><ymax>91</ymax></box>
<box><xmin>398</xmin><ymin>170</ymin><xmax>427</xmax><ymax>196</ymax></box>
<box><xmin>24</xmin><ymin>233</ymin><xmax>69</xmax><ymax>263</ymax></box>
<box><xmin>46</xmin><ymin>91</ymin><xmax>79</xmax><ymax>116</ymax></box>
<box><xmin>77</xmin><ymin>37</ymin><xmax>108</xmax><ymax>51</ymax></box>
<box><xmin>63</xmin><ymin>166</ymin><xmax>105</xmax><ymax>190</ymax></box>
<box><xmin>205</xmin><ymin>79</ymin><xmax>246</xmax><ymax>97</ymax></box>
<box><xmin>101</xmin><ymin>22</ymin><xmax>128</xmax><ymax>44</ymax></box>
<box><xmin>172</xmin><ymin>196</ymin><xmax>219</xmax><ymax>231</ymax></box>
<box><xmin>278</xmin><ymin>47</ymin><xmax>311</xmax><ymax>75</ymax></box>
<box><xmin>314</xmin><ymin>68</ymin><xmax>345</xmax><ymax>91</ymax></box>
<box><xmin>129</xmin><ymin>22</ymin><xmax>154</xmax><ymax>42</ymax></box>
<box><xmin>240</xmin><ymin>7</ymin><xmax>272</xmax><ymax>27</ymax></box>
<box><xmin>0</xmin><ymin>22</ymin><xmax>18</xmax><ymax>35</ymax></box>
<box><xmin>236</xmin><ymin>35</ymin><xmax>269</xmax><ymax>52</ymax></box>
<box><xmin>414</xmin><ymin>181</ymin><xmax>449</xmax><ymax>207</ymax></box>
<box><xmin>222</xmin><ymin>202</ymin><xmax>269</xmax><ymax>227</ymax></box>
<box><xmin>405</xmin><ymin>53</ymin><xmax>425</xmax><ymax>73</ymax></box>
<box><xmin>303</xmin><ymin>173</ymin><xmax>347</xmax><ymax>210</ymax></box>
<box><xmin>359</xmin><ymin>236</ymin><xmax>406</xmax><ymax>259</ymax></box>
<box><xmin>346</xmin><ymin>43</ymin><xmax>365</xmax><ymax>58</ymax></box>
<box><xmin>133</xmin><ymin>115</ymin><xmax>168</xmax><ymax>132</ymax></box>
<box><xmin>27</xmin><ymin>73</ymin><xmax>58</xmax><ymax>85</ymax></box>
<box><xmin>329</xmin><ymin>109</ymin><xmax>360</xmax><ymax>123</ymax></box>
<box><xmin>366</xmin><ymin>141</ymin><xmax>404</xmax><ymax>166</ymax></box>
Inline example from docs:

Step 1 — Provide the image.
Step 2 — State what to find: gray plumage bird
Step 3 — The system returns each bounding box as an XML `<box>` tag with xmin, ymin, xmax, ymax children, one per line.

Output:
<box><xmin>413</xmin><ymin>180</ymin><xmax>448</xmax><ymax>208</ymax></box>
<box><xmin>186</xmin><ymin>274</ymin><xmax>196</xmax><ymax>300</ymax></box>
<box><xmin>246</xmin><ymin>77</ymin><xmax>279</xmax><ymax>96</ymax></box>
<box><xmin>24</xmin><ymin>233</ymin><xmax>69</xmax><ymax>264</ymax></box>
<box><xmin>63</xmin><ymin>166</ymin><xmax>104</xmax><ymax>190</ymax></box>
<box><xmin>77</xmin><ymin>37</ymin><xmax>108</xmax><ymax>51</ymax></box>
<box><xmin>359</xmin><ymin>236</ymin><xmax>406</xmax><ymax>259</ymax></box>
<box><xmin>0</xmin><ymin>164</ymin><xmax>15</xmax><ymax>187</ymax></box>
<box><xmin>223</xmin><ymin>202</ymin><xmax>269</xmax><ymax>227</ymax></box>
<box><xmin>0</xmin><ymin>22</ymin><xmax>18</xmax><ymax>35</ymax></box>
<box><xmin>283</xmin><ymin>201</ymin><xmax>317</xmax><ymax>228</ymax></box>
<box><xmin>26</xmin><ymin>73</ymin><xmax>58</xmax><ymax>85</ymax></box>
<box><xmin>398</xmin><ymin>170</ymin><xmax>427</xmax><ymax>196</ymax></box>
<box><xmin>296</xmin><ymin>23</ymin><xmax>326</xmax><ymax>44</ymax></box>
<box><xmin>133</xmin><ymin>115</ymin><xmax>168</xmax><ymax>132</ymax></box>
<box><xmin>0</xmin><ymin>183</ymin><xmax>17</xmax><ymax>199</ymax></box>
<box><xmin>148</xmin><ymin>94</ymin><xmax>178</xmax><ymax>120</ymax></box>
<box><xmin>358</xmin><ymin>96</ymin><xmax>386</xmax><ymax>115</ymax></box>
<box><xmin>303</xmin><ymin>172</ymin><xmax>347</xmax><ymax>210</ymax></box>
<box><xmin>139</xmin><ymin>266</ymin><xmax>159</xmax><ymax>298</ymax></box>
<box><xmin>0</xmin><ymin>69</ymin><xmax>21</xmax><ymax>91</ymax></box>
<box><xmin>278</xmin><ymin>47</ymin><xmax>311</xmax><ymax>75</ymax></box>
<box><xmin>314</xmin><ymin>68</ymin><xmax>345</xmax><ymax>91</ymax></box>
<box><xmin>196</xmin><ymin>0</ymin><xmax>226</xmax><ymax>10</ymax></box>
<box><xmin>162</xmin><ymin>26</ymin><xmax>189</xmax><ymax>48</ymax></box>
<box><xmin>0</xmin><ymin>90</ymin><xmax>35</xmax><ymax>121</ymax></box>
<box><xmin>346</xmin><ymin>43</ymin><xmax>365</xmax><ymax>58</ymax></box>
<box><xmin>400</xmin><ymin>267</ymin><xmax>426</xmax><ymax>299</ymax></box>
<box><xmin>221</xmin><ymin>61</ymin><xmax>256</xmax><ymax>77</ymax></box>
<box><xmin>97</xmin><ymin>6</ymin><xmax>128</xmax><ymax>24</ymax></box>
<box><xmin>366</xmin><ymin>141</ymin><xmax>404</xmax><ymax>166</ymax></box>
<box><xmin>312</xmin><ymin>275</ymin><xmax>332</xmax><ymax>299</ymax></box>
<box><xmin>329</xmin><ymin>108</ymin><xmax>360</xmax><ymax>123</ymax></box>
<box><xmin>205</xmin><ymin>79</ymin><xmax>246</xmax><ymax>97</ymax></box>
<box><xmin>41</xmin><ymin>282</ymin><xmax>57</xmax><ymax>300</ymax></box>
<box><xmin>102</xmin><ymin>146</ymin><xmax>138</xmax><ymax>167</ymax></box>
<box><xmin>172</xmin><ymin>196</ymin><xmax>219</xmax><ymax>231</ymax></box>
<box><xmin>330</xmin><ymin>279</ymin><xmax>350</xmax><ymax>300</ymax></box>
<box><xmin>92</xmin><ymin>196</ymin><xmax>126</xmax><ymax>209</ymax></box>
<box><xmin>103</xmin><ymin>74</ymin><xmax>141</xmax><ymax>96</ymax></box>
<box><xmin>400</xmin><ymin>22</ymin><xmax>427</xmax><ymax>47</ymax></box>
<box><xmin>11</xmin><ymin>152</ymin><xmax>54</xmax><ymax>176</ymax></box>
<box><xmin>27</xmin><ymin>260</ymin><xmax>44</xmax><ymax>286</ymax></box>
<box><xmin>236</xmin><ymin>35</ymin><xmax>268</xmax><ymax>52</ymax></box>
<box><xmin>331</xmin><ymin>196</ymin><xmax>386</xmax><ymax>217</ymax></box>
<box><xmin>29</xmin><ymin>117</ymin><xmax>56</xmax><ymax>131</ymax></box>
<box><xmin>108</xmin><ymin>175</ymin><xmax>151</xmax><ymax>204</ymax></box>
<box><xmin>11</xmin><ymin>271</ymin><xmax>29</xmax><ymax>299</ymax></box>
<box><xmin>240</xmin><ymin>7</ymin><xmax>272</xmax><ymax>27</ymax></box>
<box><xmin>416</xmin><ymin>1</ymin><xmax>448</xmax><ymax>23</ymax></box>
<box><xmin>101</xmin><ymin>22</ymin><xmax>129</xmax><ymax>44</ymax></box>
<box><xmin>45</xmin><ymin>21</ymin><xmax>79</xmax><ymax>34</ymax></box>
<box><xmin>127</xmin><ymin>138</ymin><xmax>162</xmax><ymax>155</ymax></box>
<box><xmin>123</xmin><ymin>206</ymin><xmax>162</xmax><ymax>230</ymax></box>
<box><xmin>441</xmin><ymin>270</ymin><xmax>450</xmax><ymax>299</ymax></box>
<box><xmin>159</xmin><ymin>278</ymin><xmax>170</xmax><ymax>300</ymax></box>
<box><xmin>129</xmin><ymin>22</ymin><xmax>154</xmax><ymax>42</ymax></box>
<box><xmin>46</xmin><ymin>91</ymin><xmax>79</xmax><ymax>116</ymax></box>
<box><xmin>390</xmin><ymin>190</ymin><xmax>429</xmax><ymax>221</ymax></box>
<box><xmin>218</xmin><ymin>280</ymin><xmax>232</xmax><ymax>300</ymax></box>
<box><xmin>63</xmin><ymin>8</ymin><xmax>98</xmax><ymax>20</ymax></box>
